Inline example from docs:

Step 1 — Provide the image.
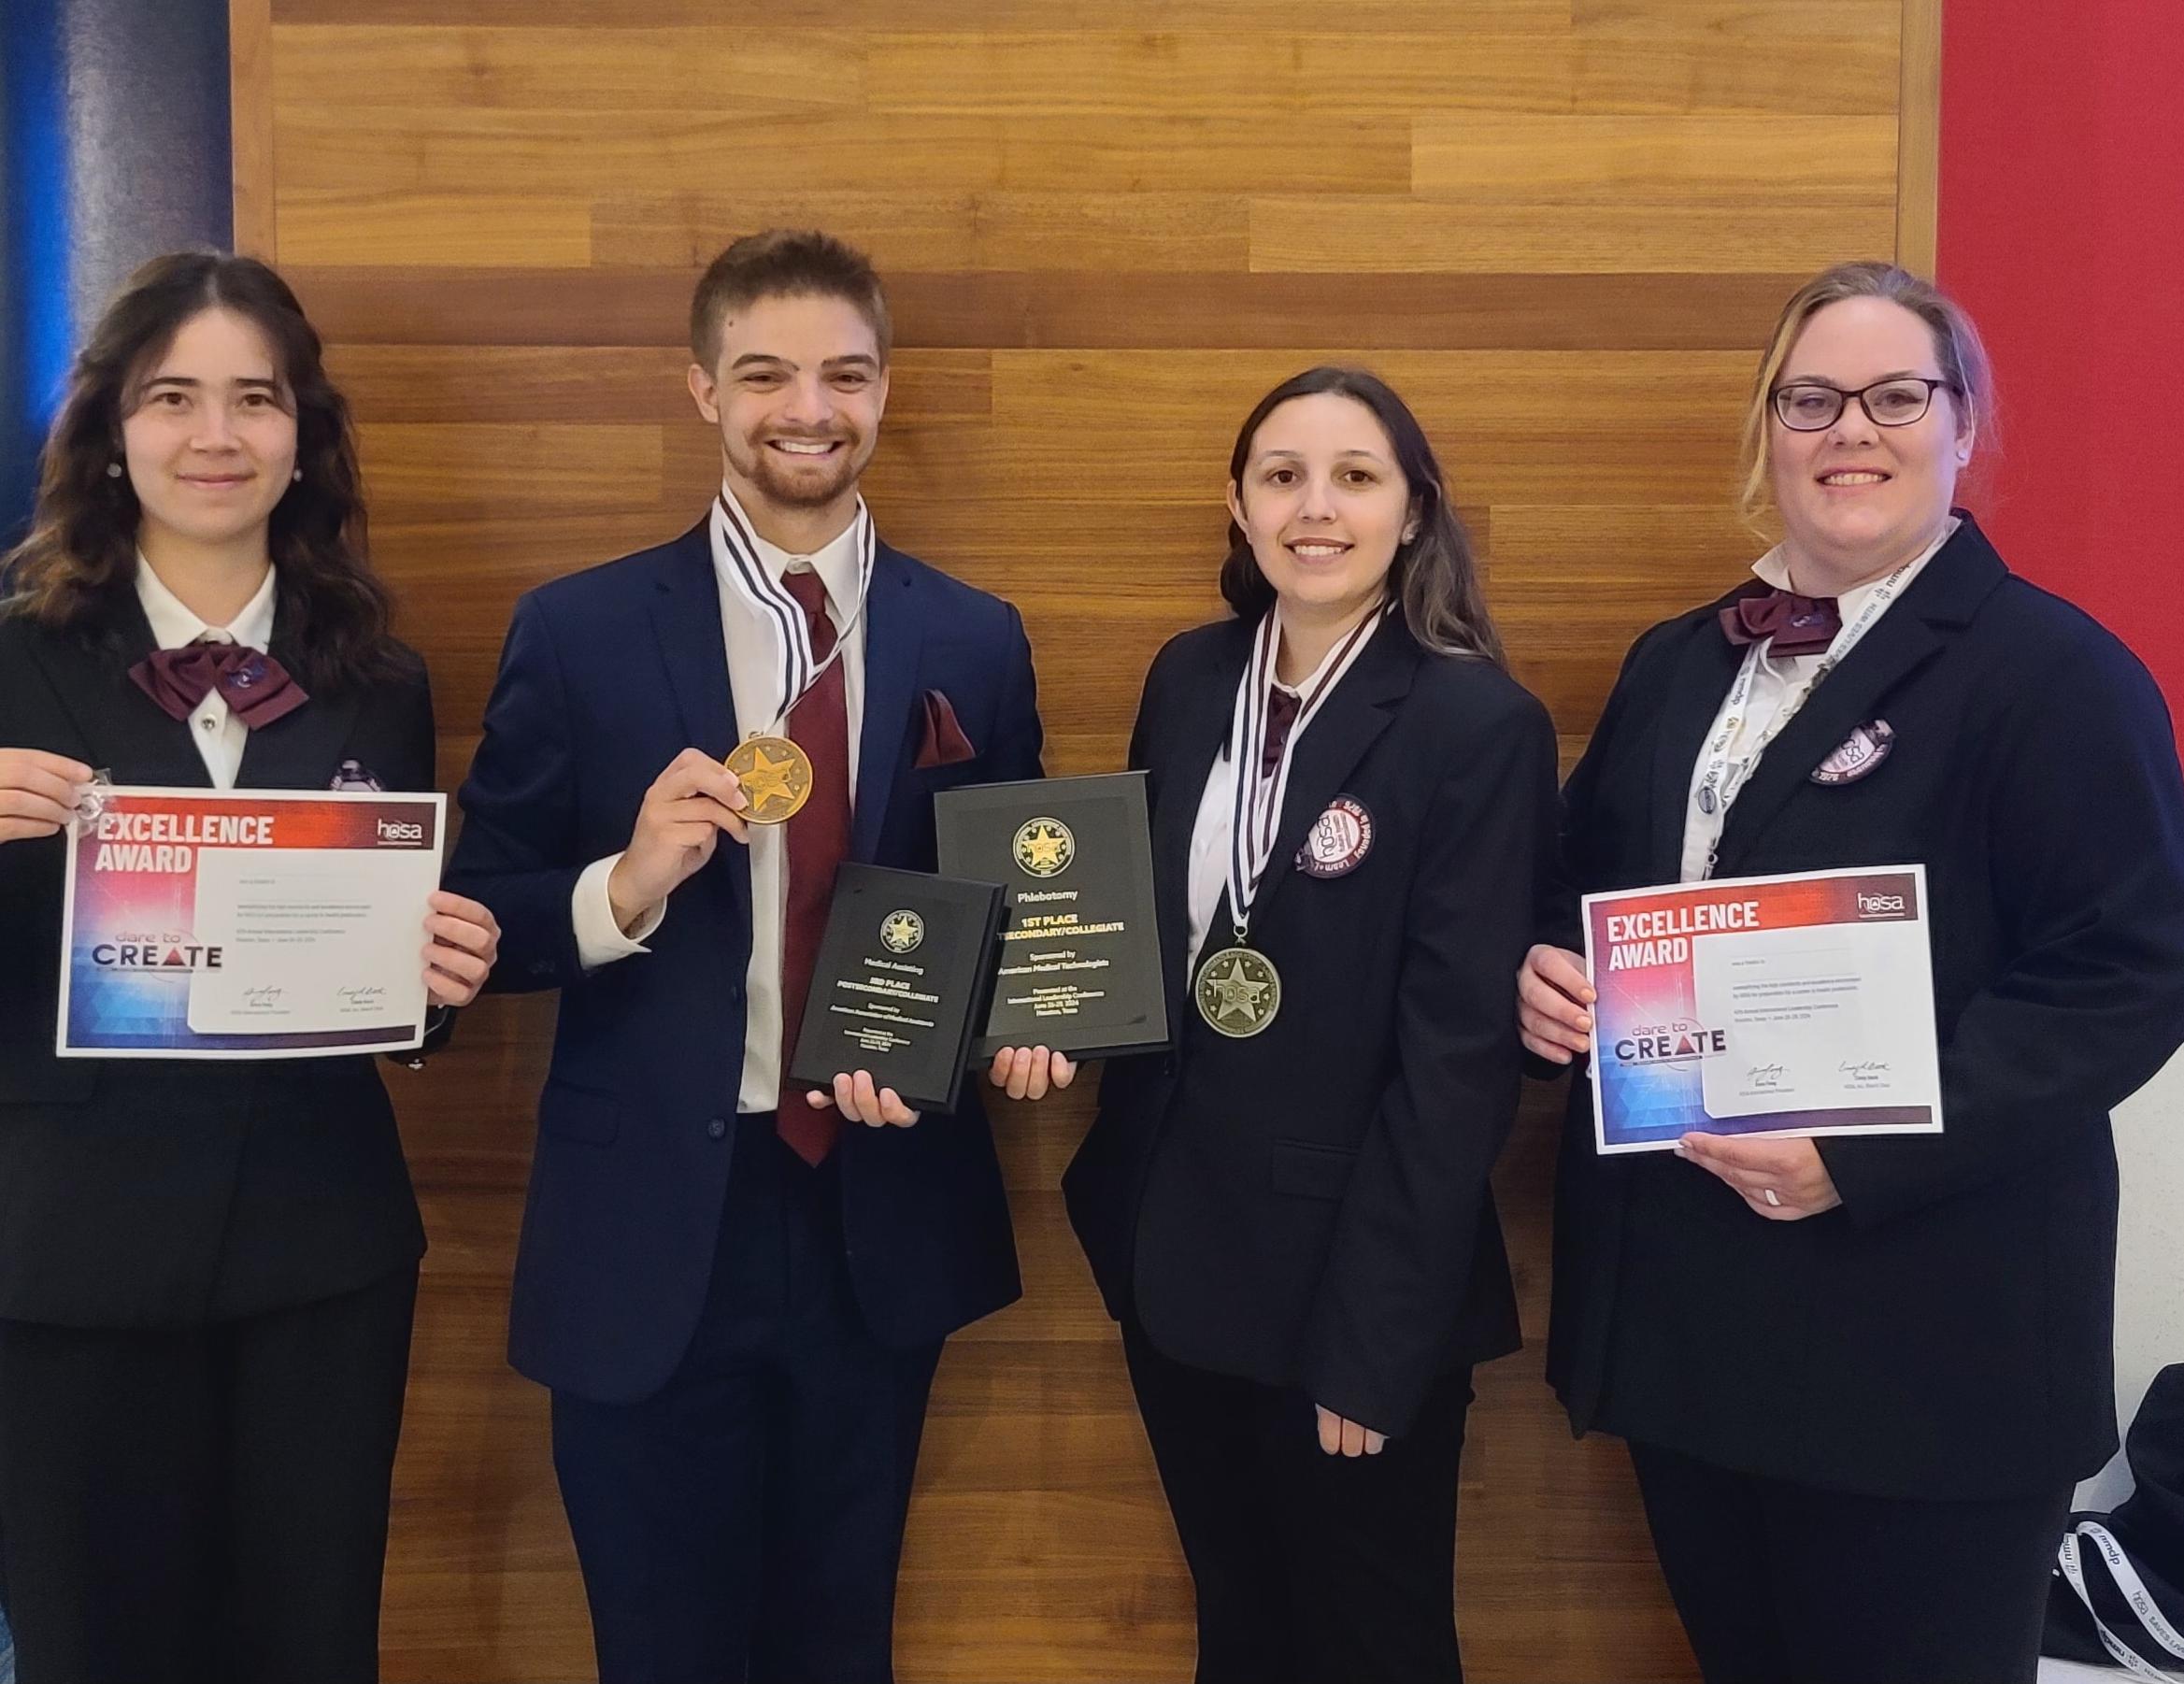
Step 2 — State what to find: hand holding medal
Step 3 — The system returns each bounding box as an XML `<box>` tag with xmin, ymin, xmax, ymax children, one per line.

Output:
<box><xmin>607</xmin><ymin>748</ymin><xmax>751</xmax><ymax>934</ymax></box>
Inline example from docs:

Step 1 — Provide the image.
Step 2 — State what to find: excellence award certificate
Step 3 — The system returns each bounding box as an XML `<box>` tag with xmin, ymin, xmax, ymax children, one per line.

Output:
<box><xmin>1582</xmin><ymin>865</ymin><xmax>1944</xmax><ymax>1155</ymax></box>
<box><xmin>57</xmin><ymin>787</ymin><xmax>447</xmax><ymax>1060</ymax></box>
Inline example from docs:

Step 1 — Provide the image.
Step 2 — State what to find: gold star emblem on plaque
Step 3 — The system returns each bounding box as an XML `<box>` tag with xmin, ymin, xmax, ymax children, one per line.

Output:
<box><xmin>1194</xmin><ymin>946</ymin><xmax>1281</xmax><ymax>1037</ymax></box>
<box><xmin>724</xmin><ymin>734</ymin><xmax>813</xmax><ymax>823</ymax></box>
<box><xmin>1012</xmin><ymin>817</ymin><xmax>1075</xmax><ymax>878</ymax></box>
<box><xmin>879</xmin><ymin>909</ymin><xmax>924</xmax><ymax>954</ymax></box>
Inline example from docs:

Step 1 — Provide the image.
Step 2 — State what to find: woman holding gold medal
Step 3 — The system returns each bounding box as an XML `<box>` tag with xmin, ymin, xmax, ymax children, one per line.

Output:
<box><xmin>1058</xmin><ymin>367</ymin><xmax>1559</xmax><ymax>1683</ymax></box>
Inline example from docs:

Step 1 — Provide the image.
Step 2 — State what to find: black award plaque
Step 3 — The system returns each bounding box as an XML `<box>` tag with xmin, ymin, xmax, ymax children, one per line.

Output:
<box><xmin>786</xmin><ymin>863</ymin><xmax>1004</xmax><ymax>1115</ymax></box>
<box><xmin>935</xmin><ymin>772</ymin><xmax>1171</xmax><ymax>1062</ymax></box>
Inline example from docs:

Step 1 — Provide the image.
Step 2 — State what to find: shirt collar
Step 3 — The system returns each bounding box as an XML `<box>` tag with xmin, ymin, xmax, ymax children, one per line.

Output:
<box><xmin>134</xmin><ymin>556</ymin><xmax>278</xmax><ymax>653</ymax></box>
<box><xmin>1750</xmin><ymin>514</ymin><xmax>1960</xmax><ymax>625</ymax></box>
<box><xmin>716</xmin><ymin>482</ymin><xmax>866</xmax><ymax>621</ymax></box>
<box><xmin>1271</xmin><ymin>599</ymin><xmax>1390</xmax><ymax>698</ymax></box>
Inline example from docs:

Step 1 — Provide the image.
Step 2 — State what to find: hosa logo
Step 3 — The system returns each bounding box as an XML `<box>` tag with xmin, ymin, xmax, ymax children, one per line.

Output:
<box><xmin>1857</xmin><ymin>891</ymin><xmax>1907</xmax><ymax>917</ymax></box>
<box><xmin>376</xmin><ymin>817</ymin><xmax>426</xmax><ymax>845</ymax></box>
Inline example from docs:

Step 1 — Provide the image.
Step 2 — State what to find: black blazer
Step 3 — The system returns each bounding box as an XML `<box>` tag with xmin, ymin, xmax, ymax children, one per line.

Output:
<box><xmin>1542</xmin><ymin>514</ymin><xmax>2184</xmax><ymax>1500</ymax></box>
<box><xmin>1064</xmin><ymin>614</ymin><xmax>1560</xmax><ymax>1437</ymax></box>
<box><xmin>0</xmin><ymin>601</ymin><xmax>432</xmax><ymax>1329</ymax></box>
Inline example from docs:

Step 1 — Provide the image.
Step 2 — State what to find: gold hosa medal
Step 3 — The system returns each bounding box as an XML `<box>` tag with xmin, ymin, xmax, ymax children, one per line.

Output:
<box><xmin>725</xmin><ymin>733</ymin><xmax>814</xmax><ymax>824</ymax></box>
<box><xmin>1195</xmin><ymin>939</ymin><xmax>1280</xmax><ymax>1037</ymax></box>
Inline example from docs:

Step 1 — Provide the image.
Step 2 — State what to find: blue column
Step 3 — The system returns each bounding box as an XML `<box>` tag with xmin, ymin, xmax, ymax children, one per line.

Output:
<box><xmin>1</xmin><ymin>0</ymin><xmax>233</xmax><ymax>544</ymax></box>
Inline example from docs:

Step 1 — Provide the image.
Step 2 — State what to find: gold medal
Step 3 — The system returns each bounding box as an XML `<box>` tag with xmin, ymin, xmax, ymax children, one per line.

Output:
<box><xmin>1194</xmin><ymin>944</ymin><xmax>1280</xmax><ymax>1038</ymax></box>
<box><xmin>724</xmin><ymin>734</ymin><xmax>814</xmax><ymax>824</ymax></box>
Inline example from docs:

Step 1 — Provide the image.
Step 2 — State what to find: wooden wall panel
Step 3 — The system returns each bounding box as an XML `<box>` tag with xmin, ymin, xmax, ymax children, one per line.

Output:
<box><xmin>247</xmin><ymin>3</ymin><xmax>1935</xmax><ymax>1677</ymax></box>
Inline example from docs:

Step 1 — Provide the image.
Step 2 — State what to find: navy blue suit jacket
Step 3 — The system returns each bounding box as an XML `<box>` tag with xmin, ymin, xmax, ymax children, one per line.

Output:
<box><xmin>448</xmin><ymin>519</ymin><xmax>1042</xmax><ymax>1404</ymax></box>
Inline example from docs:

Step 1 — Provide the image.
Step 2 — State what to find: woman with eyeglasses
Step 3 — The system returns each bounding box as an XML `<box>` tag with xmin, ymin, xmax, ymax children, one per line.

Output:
<box><xmin>1519</xmin><ymin>262</ymin><xmax>2184</xmax><ymax>1683</ymax></box>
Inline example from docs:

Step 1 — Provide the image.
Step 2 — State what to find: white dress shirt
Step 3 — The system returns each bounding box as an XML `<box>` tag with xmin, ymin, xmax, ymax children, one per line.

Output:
<box><xmin>1183</xmin><ymin>613</ymin><xmax>1384</xmax><ymax>976</ymax></box>
<box><xmin>571</xmin><ymin>487</ymin><xmax>869</xmax><ymax>1113</ymax></box>
<box><xmin>134</xmin><ymin>558</ymin><xmax>279</xmax><ymax>792</ymax></box>
<box><xmin>1678</xmin><ymin>518</ymin><xmax>1957</xmax><ymax>882</ymax></box>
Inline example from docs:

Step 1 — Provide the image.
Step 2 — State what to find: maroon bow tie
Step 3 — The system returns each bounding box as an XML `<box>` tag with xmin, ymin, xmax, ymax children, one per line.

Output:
<box><xmin>129</xmin><ymin>641</ymin><xmax>308</xmax><ymax>729</ymax></box>
<box><xmin>1719</xmin><ymin>588</ymin><xmax>1842</xmax><ymax>658</ymax></box>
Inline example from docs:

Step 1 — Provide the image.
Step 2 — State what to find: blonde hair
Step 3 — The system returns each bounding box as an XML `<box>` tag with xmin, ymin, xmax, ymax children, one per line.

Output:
<box><xmin>1736</xmin><ymin>262</ymin><xmax>1996</xmax><ymax>529</ymax></box>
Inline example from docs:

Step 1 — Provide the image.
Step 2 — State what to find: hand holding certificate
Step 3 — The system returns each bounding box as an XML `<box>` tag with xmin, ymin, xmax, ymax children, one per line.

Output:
<box><xmin>59</xmin><ymin>787</ymin><xmax>450</xmax><ymax>1059</ymax></box>
<box><xmin>1581</xmin><ymin>865</ymin><xmax>1945</xmax><ymax>1155</ymax></box>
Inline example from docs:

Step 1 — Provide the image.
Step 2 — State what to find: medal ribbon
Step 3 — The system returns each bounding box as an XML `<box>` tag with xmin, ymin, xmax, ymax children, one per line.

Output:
<box><xmin>1221</xmin><ymin>603</ymin><xmax>1386</xmax><ymax>941</ymax></box>
<box><xmin>1691</xmin><ymin>551</ymin><xmax>1919</xmax><ymax>858</ymax></box>
<box><xmin>712</xmin><ymin>490</ymin><xmax>877</xmax><ymax>734</ymax></box>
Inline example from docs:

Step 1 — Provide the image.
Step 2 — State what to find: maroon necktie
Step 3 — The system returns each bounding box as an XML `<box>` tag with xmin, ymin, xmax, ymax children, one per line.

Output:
<box><xmin>776</xmin><ymin>569</ymin><xmax>853</xmax><ymax>1165</ymax></box>
<box><xmin>1260</xmin><ymin>686</ymin><xmax>1302</xmax><ymax>778</ymax></box>
<box><xmin>130</xmin><ymin>639</ymin><xmax>307</xmax><ymax>728</ymax></box>
<box><xmin>1719</xmin><ymin>588</ymin><xmax>1842</xmax><ymax>658</ymax></box>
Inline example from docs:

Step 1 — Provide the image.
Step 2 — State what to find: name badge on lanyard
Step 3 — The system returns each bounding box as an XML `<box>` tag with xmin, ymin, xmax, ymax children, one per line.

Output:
<box><xmin>1689</xmin><ymin>554</ymin><xmax>1917</xmax><ymax>870</ymax></box>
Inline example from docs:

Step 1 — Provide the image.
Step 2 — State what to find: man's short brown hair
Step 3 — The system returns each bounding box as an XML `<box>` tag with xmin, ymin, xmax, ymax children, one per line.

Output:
<box><xmin>688</xmin><ymin>229</ymin><xmax>892</xmax><ymax>371</ymax></box>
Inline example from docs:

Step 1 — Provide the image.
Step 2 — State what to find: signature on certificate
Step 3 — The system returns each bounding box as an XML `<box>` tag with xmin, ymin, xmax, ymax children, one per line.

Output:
<box><xmin>337</xmin><ymin>984</ymin><xmax>388</xmax><ymax>1009</ymax></box>
<box><xmin>241</xmin><ymin>985</ymin><xmax>284</xmax><ymax>1009</ymax></box>
<box><xmin>1745</xmin><ymin>1063</ymin><xmax>1787</xmax><ymax>1089</ymax></box>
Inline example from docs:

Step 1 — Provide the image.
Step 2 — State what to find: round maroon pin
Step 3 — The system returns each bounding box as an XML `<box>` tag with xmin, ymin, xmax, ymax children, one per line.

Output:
<box><xmin>1810</xmin><ymin>720</ymin><xmax>1895</xmax><ymax>786</ymax></box>
<box><xmin>1296</xmin><ymin>795</ymin><xmax>1375</xmax><ymax>878</ymax></box>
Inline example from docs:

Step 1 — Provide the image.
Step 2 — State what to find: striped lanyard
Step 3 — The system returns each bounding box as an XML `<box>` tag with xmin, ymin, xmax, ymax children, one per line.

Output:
<box><xmin>1220</xmin><ymin>602</ymin><xmax>1386</xmax><ymax>941</ymax></box>
<box><xmin>712</xmin><ymin>490</ymin><xmax>876</xmax><ymax>734</ymax></box>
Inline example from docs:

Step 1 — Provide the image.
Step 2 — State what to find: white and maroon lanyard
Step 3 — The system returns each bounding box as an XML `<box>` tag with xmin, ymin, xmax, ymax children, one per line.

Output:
<box><xmin>1221</xmin><ymin>603</ymin><xmax>1385</xmax><ymax>937</ymax></box>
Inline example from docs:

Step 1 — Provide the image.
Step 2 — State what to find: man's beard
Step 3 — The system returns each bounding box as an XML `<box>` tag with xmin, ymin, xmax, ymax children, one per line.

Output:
<box><xmin>732</xmin><ymin>431</ymin><xmax>864</xmax><ymax>510</ymax></box>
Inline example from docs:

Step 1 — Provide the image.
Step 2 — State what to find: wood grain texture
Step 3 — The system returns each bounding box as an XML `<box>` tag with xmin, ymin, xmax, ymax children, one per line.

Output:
<box><xmin>228</xmin><ymin>0</ymin><xmax>277</xmax><ymax>256</ymax></box>
<box><xmin>248</xmin><ymin>3</ymin><xmax>1925</xmax><ymax>1677</ymax></box>
<box><xmin>1895</xmin><ymin>0</ymin><xmax>1946</xmax><ymax>273</ymax></box>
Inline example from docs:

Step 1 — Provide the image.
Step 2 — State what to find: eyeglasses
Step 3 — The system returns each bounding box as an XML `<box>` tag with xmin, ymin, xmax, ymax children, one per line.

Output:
<box><xmin>1771</xmin><ymin>377</ymin><xmax>1958</xmax><ymax>432</ymax></box>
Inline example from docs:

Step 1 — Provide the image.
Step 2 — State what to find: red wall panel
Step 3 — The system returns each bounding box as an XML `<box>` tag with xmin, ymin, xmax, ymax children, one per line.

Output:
<box><xmin>1938</xmin><ymin>0</ymin><xmax>2184</xmax><ymax>708</ymax></box>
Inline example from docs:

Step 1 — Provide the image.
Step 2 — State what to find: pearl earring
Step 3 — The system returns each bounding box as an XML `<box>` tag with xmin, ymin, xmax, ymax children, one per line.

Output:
<box><xmin>292</xmin><ymin>468</ymin><xmax>304</xmax><ymax>483</ymax></box>
<box><xmin>106</xmin><ymin>463</ymin><xmax>123</xmax><ymax>478</ymax></box>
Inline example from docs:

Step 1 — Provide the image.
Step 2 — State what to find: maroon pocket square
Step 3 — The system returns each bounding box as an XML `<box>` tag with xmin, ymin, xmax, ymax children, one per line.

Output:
<box><xmin>914</xmin><ymin>689</ymin><xmax>978</xmax><ymax>769</ymax></box>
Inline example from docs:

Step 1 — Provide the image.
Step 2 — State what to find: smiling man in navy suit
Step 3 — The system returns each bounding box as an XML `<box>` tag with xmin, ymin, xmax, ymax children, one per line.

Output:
<box><xmin>447</xmin><ymin>230</ymin><xmax>1043</xmax><ymax>1684</ymax></box>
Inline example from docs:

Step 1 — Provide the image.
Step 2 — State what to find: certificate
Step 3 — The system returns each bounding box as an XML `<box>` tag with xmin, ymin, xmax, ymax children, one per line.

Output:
<box><xmin>1582</xmin><ymin>865</ymin><xmax>1944</xmax><ymax>1155</ymax></box>
<box><xmin>57</xmin><ymin>786</ymin><xmax>447</xmax><ymax>1060</ymax></box>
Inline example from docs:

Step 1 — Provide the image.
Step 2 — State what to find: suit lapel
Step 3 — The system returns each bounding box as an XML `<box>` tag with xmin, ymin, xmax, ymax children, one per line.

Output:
<box><xmin>235</xmin><ymin>620</ymin><xmax>362</xmax><ymax>791</ymax></box>
<box><xmin>1648</xmin><ymin>622</ymin><xmax>1745</xmax><ymax>883</ymax></box>
<box><xmin>1249</xmin><ymin>620</ymin><xmax>1417</xmax><ymax>927</ymax></box>
<box><xmin>1707</xmin><ymin>607</ymin><xmax>1940</xmax><ymax>875</ymax></box>
<box><xmin>1150</xmin><ymin>621</ymin><xmax>1250</xmax><ymax>1013</ymax></box>
<box><xmin>1710</xmin><ymin>517</ymin><xmax>2005</xmax><ymax>878</ymax></box>
<box><xmin>646</xmin><ymin>518</ymin><xmax>749</xmax><ymax>927</ymax></box>
<box><xmin>852</xmin><ymin>544</ymin><xmax>923</xmax><ymax>863</ymax></box>
<box><xmin>23</xmin><ymin>601</ymin><xmax>212</xmax><ymax>789</ymax></box>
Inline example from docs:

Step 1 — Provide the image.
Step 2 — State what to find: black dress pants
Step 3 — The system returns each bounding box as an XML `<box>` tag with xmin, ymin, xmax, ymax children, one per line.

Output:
<box><xmin>551</xmin><ymin>1120</ymin><xmax>943</xmax><ymax>1684</ymax></box>
<box><xmin>0</xmin><ymin>1265</ymin><xmax>419</xmax><ymax>1684</ymax></box>
<box><xmin>1122</xmin><ymin>1321</ymin><xmax>1476</xmax><ymax>1684</ymax></box>
<box><xmin>1628</xmin><ymin>1439</ymin><xmax>2075</xmax><ymax>1684</ymax></box>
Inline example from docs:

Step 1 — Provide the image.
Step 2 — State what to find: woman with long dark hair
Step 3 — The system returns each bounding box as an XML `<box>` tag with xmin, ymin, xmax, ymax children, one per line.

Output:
<box><xmin>1061</xmin><ymin>366</ymin><xmax>1558</xmax><ymax>1682</ymax></box>
<box><xmin>0</xmin><ymin>251</ymin><xmax>500</xmax><ymax>1684</ymax></box>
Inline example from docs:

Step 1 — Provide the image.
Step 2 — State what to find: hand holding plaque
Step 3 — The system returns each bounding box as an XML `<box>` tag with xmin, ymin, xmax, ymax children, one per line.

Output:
<box><xmin>785</xmin><ymin>863</ymin><xmax>1004</xmax><ymax>1116</ymax></box>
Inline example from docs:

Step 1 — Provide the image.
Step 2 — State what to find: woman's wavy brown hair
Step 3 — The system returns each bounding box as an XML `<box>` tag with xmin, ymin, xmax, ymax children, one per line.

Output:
<box><xmin>1219</xmin><ymin>366</ymin><xmax>1504</xmax><ymax>664</ymax></box>
<box><xmin>0</xmin><ymin>251</ymin><xmax>398</xmax><ymax>690</ymax></box>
